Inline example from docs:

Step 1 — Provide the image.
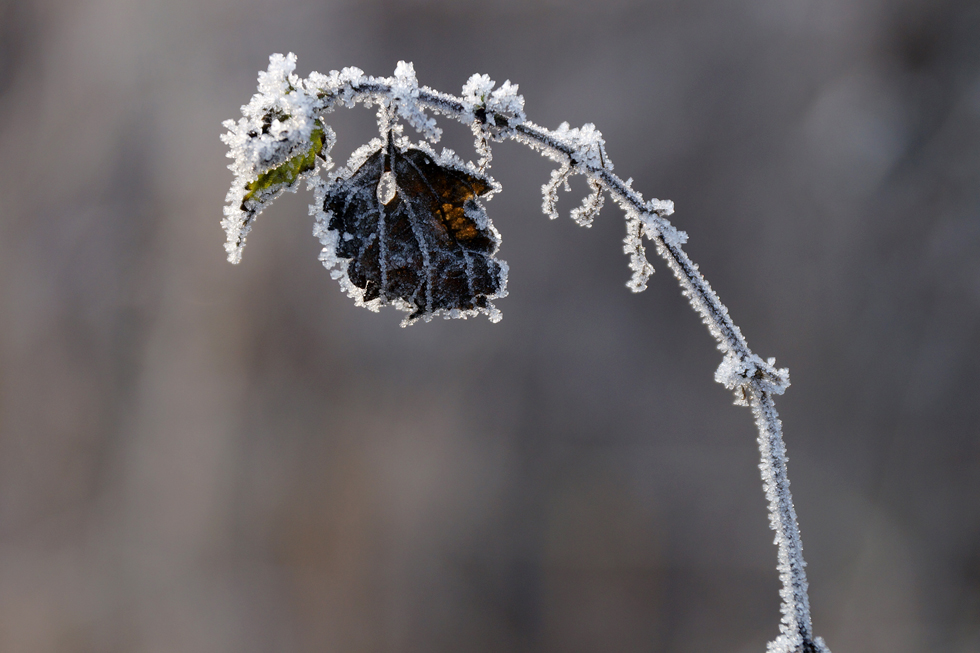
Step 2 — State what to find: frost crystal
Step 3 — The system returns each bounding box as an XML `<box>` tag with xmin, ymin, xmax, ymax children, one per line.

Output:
<box><xmin>715</xmin><ymin>353</ymin><xmax>790</xmax><ymax>405</ymax></box>
<box><xmin>390</xmin><ymin>61</ymin><xmax>441</xmax><ymax>142</ymax></box>
<box><xmin>461</xmin><ymin>73</ymin><xmax>526</xmax><ymax>141</ymax></box>
<box><xmin>624</xmin><ymin>212</ymin><xmax>654</xmax><ymax>292</ymax></box>
<box><xmin>487</xmin><ymin>81</ymin><xmax>525</xmax><ymax>122</ymax></box>
<box><xmin>541</xmin><ymin>162</ymin><xmax>572</xmax><ymax>221</ymax></box>
<box><xmin>551</xmin><ymin>121</ymin><xmax>610</xmax><ymax>171</ymax></box>
<box><xmin>569</xmin><ymin>179</ymin><xmax>605</xmax><ymax>228</ymax></box>
<box><xmin>462</xmin><ymin>74</ymin><xmax>496</xmax><ymax>107</ymax></box>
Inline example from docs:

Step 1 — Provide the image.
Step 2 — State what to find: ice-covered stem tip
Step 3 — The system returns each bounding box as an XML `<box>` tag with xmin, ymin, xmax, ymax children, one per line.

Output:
<box><xmin>221</xmin><ymin>54</ymin><xmax>829</xmax><ymax>652</ymax></box>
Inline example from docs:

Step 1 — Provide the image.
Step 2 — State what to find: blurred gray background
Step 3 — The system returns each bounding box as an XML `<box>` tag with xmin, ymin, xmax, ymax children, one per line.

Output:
<box><xmin>1</xmin><ymin>0</ymin><xmax>979</xmax><ymax>651</ymax></box>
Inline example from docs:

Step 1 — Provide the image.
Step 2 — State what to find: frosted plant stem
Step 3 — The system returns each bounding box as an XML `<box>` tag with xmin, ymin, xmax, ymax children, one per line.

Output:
<box><xmin>750</xmin><ymin>384</ymin><xmax>825</xmax><ymax>653</ymax></box>
<box><xmin>222</xmin><ymin>57</ymin><xmax>830</xmax><ymax>652</ymax></box>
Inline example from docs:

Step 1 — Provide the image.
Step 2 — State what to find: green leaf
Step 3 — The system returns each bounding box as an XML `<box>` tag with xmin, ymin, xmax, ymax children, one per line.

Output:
<box><xmin>242</xmin><ymin>126</ymin><xmax>326</xmax><ymax>205</ymax></box>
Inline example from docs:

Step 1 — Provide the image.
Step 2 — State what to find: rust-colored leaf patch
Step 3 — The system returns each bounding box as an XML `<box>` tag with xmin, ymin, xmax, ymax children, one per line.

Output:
<box><xmin>322</xmin><ymin>134</ymin><xmax>507</xmax><ymax>322</ymax></box>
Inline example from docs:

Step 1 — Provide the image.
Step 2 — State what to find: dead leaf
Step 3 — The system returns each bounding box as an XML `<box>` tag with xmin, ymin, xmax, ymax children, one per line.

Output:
<box><xmin>323</xmin><ymin>134</ymin><xmax>507</xmax><ymax>322</ymax></box>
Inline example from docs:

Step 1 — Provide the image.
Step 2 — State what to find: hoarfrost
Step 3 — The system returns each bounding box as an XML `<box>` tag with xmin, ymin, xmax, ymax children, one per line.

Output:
<box><xmin>462</xmin><ymin>73</ymin><xmax>520</xmax><ymax>171</ymax></box>
<box><xmin>647</xmin><ymin>197</ymin><xmax>675</xmax><ymax>216</ymax></box>
<box><xmin>471</xmin><ymin>125</ymin><xmax>493</xmax><ymax>172</ymax></box>
<box><xmin>552</xmin><ymin>121</ymin><xmax>609</xmax><ymax>170</ymax></box>
<box><xmin>461</xmin><ymin>73</ymin><xmax>526</xmax><ymax>142</ymax></box>
<box><xmin>569</xmin><ymin>179</ymin><xmax>605</xmax><ymax>228</ymax></box>
<box><xmin>461</xmin><ymin>74</ymin><xmax>525</xmax><ymax>124</ymax></box>
<box><xmin>541</xmin><ymin>162</ymin><xmax>572</xmax><ymax>220</ymax></box>
<box><xmin>767</xmin><ymin>635</ymin><xmax>830</xmax><ymax>653</ymax></box>
<box><xmin>462</xmin><ymin>74</ymin><xmax>496</xmax><ymax>107</ymax></box>
<box><xmin>221</xmin><ymin>53</ymin><xmax>332</xmax><ymax>263</ymax></box>
<box><xmin>390</xmin><ymin>61</ymin><xmax>441</xmax><ymax>142</ymax></box>
<box><xmin>488</xmin><ymin>81</ymin><xmax>525</xmax><ymax>123</ymax></box>
<box><xmin>715</xmin><ymin>353</ymin><xmax>790</xmax><ymax>405</ymax></box>
<box><xmin>624</xmin><ymin>213</ymin><xmax>654</xmax><ymax>292</ymax></box>
<box><xmin>529</xmin><ymin>118</ymin><xmax>666</xmax><ymax>290</ymax></box>
<box><xmin>752</xmin><ymin>388</ymin><xmax>828</xmax><ymax>653</ymax></box>
<box><xmin>304</xmin><ymin>66</ymin><xmax>367</xmax><ymax>110</ymax></box>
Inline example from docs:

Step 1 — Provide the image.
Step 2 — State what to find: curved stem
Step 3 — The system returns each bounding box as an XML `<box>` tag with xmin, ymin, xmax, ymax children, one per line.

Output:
<box><xmin>351</xmin><ymin>79</ymin><xmax>825</xmax><ymax>653</ymax></box>
<box><xmin>226</xmin><ymin>62</ymin><xmax>829</xmax><ymax>652</ymax></box>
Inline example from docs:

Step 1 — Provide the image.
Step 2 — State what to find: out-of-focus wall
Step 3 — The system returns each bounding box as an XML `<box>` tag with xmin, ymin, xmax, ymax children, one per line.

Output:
<box><xmin>1</xmin><ymin>0</ymin><xmax>978</xmax><ymax>651</ymax></box>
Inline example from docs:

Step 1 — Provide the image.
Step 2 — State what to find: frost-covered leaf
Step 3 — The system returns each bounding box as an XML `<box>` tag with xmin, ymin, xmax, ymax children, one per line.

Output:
<box><xmin>243</xmin><ymin>126</ymin><xmax>327</xmax><ymax>203</ymax></box>
<box><xmin>222</xmin><ymin>122</ymin><xmax>331</xmax><ymax>263</ymax></box>
<box><xmin>221</xmin><ymin>53</ymin><xmax>333</xmax><ymax>264</ymax></box>
<box><xmin>315</xmin><ymin>134</ymin><xmax>508</xmax><ymax>325</ymax></box>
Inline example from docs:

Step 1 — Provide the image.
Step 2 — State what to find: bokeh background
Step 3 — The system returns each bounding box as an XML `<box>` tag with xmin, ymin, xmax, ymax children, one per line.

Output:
<box><xmin>2</xmin><ymin>0</ymin><xmax>979</xmax><ymax>651</ymax></box>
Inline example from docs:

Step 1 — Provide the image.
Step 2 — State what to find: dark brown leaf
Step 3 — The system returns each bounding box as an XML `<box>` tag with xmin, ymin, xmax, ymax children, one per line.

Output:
<box><xmin>323</xmin><ymin>134</ymin><xmax>507</xmax><ymax>323</ymax></box>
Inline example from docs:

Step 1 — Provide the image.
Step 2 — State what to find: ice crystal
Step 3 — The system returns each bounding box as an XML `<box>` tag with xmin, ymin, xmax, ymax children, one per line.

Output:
<box><xmin>553</xmin><ymin>121</ymin><xmax>609</xmax><ymax>170</ymax></box>
<box><xmin>716</xmin><ymin>353</ymin><xmax>791</xmax><ymax>405</ymax></box>
<box><xmin>461</xmin><ymin>74</ymin><xmax>496</xmax><ymax>108</ymax></box>
<box><xmin>389</xmin><ymin>61</ymin><xmax>441</xmax><ymax>142</ymax></box>
<box><xmin>541</xmin><ymin>162</ymin><xmax>572</xmax><ymax>221</ymax></box>
<box><xmin>569</xmin><ymin>178</ymin><xmax>605</xmax><ymax>228</ymax></box>
<box><xmin>624</xmin><ymin>212</ymin><xmax>655</xmax><ymax>292</ymax></box>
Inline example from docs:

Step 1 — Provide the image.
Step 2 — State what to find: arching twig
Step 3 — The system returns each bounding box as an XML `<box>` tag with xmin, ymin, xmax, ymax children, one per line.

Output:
<box><xmin>221</xmin><ymin>54</ymin><xmax>829</xmax><ymax>653</ymax></box>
